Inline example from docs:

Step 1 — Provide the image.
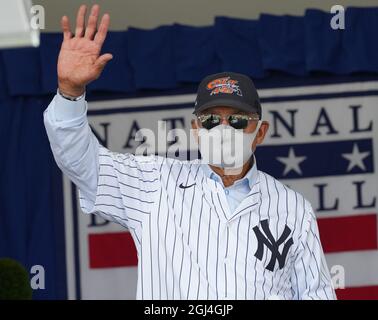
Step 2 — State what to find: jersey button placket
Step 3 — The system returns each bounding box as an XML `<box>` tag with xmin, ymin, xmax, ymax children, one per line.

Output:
<box><xmin>223</xmin><ymin>224</ymin><xmax>230</xmax><ymax>299</ymax></box>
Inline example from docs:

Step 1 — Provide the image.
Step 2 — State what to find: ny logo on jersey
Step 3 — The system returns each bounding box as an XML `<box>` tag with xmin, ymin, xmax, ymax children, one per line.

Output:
<box><xmin>253</xmin><ymin>219</ymin><xmax>294</xmax><ymax>271</ymax></box>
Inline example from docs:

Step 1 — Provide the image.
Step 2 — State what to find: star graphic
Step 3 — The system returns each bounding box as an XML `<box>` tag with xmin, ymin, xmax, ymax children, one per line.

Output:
<box><xmin>341</xmin><ymin>143</ymin><xmax>370</xmax><ymax>172</ymax></box>
<box><xmin>276</xmin><ymin>148</ymin><xmax>307</xmax><ymax>176</ymax></box>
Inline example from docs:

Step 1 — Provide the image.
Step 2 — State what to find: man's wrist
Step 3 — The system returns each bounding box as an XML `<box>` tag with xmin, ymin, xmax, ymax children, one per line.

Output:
<box><xmin>58</xmin><ymin>88</ymin><xmax>86</xmax><ymax>101</ymax></box>
<box><xmin>58</xmin><ymin>81</ymin><xmax>86</xmax><ymax>99</ymax></box>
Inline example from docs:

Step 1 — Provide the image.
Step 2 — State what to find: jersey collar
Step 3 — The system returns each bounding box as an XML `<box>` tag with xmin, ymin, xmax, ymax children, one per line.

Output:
<box><xmin>202</xmin><ymin>156</ymin><xmax>259</xmax><ymax>190</ymax></box>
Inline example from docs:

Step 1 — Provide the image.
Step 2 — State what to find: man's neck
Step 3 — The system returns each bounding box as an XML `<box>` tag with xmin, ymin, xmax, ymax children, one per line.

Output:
<box><xmin>209</xmin><ymin>159</ymin><xmax>253</xmax><ymax>188</ymax></box>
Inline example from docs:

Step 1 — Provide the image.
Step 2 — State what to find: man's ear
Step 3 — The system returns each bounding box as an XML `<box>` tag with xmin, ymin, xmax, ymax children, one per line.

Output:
<box><xmin>254</xmin><ymin>121</ymin><xmax>269</xmax><ymax>147</ymax></box>
<box><xmin>191</xmin><ymin>118</ymin><xmax>198</xmax><ymax>130</ymax></box>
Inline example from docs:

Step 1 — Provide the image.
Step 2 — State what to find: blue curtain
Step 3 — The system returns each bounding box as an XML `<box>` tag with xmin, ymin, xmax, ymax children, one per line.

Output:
<box><xmin>1</xmin><ymin>7</ymin><xmax>378</xmax><ymax>98</ymax></box>
<box><xmin>0</xmin><ymin>94</ymin><xmax>66</xmax><ymax>299</ymax></box>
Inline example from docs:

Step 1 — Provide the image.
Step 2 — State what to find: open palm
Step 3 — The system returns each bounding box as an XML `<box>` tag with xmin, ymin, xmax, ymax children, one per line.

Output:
<box><xmin>58</xmin><ymin>5</ymin><xmax>113</xmax><ymax>96</ymax></box>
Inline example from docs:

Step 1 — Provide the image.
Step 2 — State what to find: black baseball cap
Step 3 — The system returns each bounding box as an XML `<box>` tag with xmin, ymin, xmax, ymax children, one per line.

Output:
<box><xmin>193</xmin><ymin>72</ymin><xmax>262</xmax><ymax>118</ymax></box>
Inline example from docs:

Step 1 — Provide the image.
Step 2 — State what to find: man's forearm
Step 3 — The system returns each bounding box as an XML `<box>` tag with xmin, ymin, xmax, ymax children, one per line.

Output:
<box><xmin>43</xmin><ymin>92</ymin><xmax>99</xmax><ymax>204</ymax></box>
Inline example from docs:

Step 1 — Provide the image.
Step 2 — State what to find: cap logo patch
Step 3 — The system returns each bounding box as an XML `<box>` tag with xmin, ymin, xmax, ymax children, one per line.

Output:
<box><xmin>206</xmin><ymin>77</ymin><xmax>243</xmax><ymax>97</ymax></box>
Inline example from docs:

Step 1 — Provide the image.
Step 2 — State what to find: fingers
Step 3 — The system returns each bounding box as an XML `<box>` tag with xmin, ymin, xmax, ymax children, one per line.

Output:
<box><xmin>94</xmin><ymin>13</ymin><xmax>110</xmax><ymax>47</ymax></box>
<box><xmin>94</xmin><ymin>53</ymin><xmax>113</xmax><ymax>71</ymax></box>
<box><xmin>72</xmin><ymin>4</ymin><xmax>110</xmax><ymax>46</ymax></box>
<box><xmin>75</xmin><ymin>4</ymin><xmax>87</xmax><ymax>37</ymax></box>
<box><xmin>61</xmin><ymin>16</ymin><xmax>72</xmax><ymax>40</ymax></box>
<box><xmin>84</xmin><ymin>4</ymin><xmax>100</xmax><ymax>40</ymax></box>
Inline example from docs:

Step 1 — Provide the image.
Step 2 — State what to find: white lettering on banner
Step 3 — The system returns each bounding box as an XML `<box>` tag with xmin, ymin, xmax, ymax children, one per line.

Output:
<box><xmin>63</xmin><ymin>81</ymin><xmax>378</xmax><ymax>299</ymax></box>
<box><xmin>89</xmin><ymin>99</ymin><xmax>374</xmax><ymax>149</ymax></box>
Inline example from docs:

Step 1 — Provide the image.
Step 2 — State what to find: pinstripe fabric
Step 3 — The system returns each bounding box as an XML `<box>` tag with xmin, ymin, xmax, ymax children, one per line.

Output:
<box><xmin>79</xmin><ymin>146</ymin><xmax>336</xmax><ymax>300</ymax></box>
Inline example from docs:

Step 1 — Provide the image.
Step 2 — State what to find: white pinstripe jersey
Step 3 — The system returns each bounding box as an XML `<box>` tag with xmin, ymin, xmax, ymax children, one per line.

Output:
<box><xmin>79</xmin><ymin>146</ymin><xmax>336</xmax><ymax>300</ymax></box>
<box><xmin>44</xmin><ymin>94</ymin><xmax>336</xmax><ymax>300</ymax></box>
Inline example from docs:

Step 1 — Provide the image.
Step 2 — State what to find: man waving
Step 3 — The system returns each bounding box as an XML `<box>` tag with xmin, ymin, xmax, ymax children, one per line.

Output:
<box><xmin>44</xmin><ymin>4</ymin><xmax>336</xmax><ymax>300</ymax></box>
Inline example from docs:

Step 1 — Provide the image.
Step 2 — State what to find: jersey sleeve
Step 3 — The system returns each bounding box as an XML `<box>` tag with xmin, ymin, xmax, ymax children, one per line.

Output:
<box><xmin>44</xmin><ymin>93</ymin><xmax>161</xmax><ymax>232</ymax></box>
<box><xmin>80</xmin><ymin>146</ymin><xmax>161</xmax><ymax>228</ymax></box>
<box><xmin>291</xmin><ymin>208</ymin><xmax>337</xmax><ymax>300</ymax></box>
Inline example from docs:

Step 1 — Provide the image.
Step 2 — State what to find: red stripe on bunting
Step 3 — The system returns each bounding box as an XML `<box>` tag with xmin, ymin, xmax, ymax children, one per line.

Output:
<box><xmin>89</xmin><ymin>232</ymin><xmax>138</xmax><ymax>268</ymax></box>
<box><xmin>317</xmin><ymin>213</ymin><xmax>377</xmax><ymax>253</ymax></box>
<box><xmin>336</xmin><ymin>285</ymin><xmax>378</xmax><ymax>300</ymax></box>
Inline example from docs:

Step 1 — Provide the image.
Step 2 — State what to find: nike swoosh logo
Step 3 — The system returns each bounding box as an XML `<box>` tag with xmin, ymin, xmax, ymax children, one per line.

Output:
<box><xmin>179</xmin><ymin>182</ymin><xmax>196</xmax><ymax>189</ymax></box>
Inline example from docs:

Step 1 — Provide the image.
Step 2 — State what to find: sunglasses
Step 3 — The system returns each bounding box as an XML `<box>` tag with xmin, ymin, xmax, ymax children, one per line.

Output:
<box><xmin>197</xmin><ymin>113</ymin><xmax>260</xmax><ymax>130</ymax></box>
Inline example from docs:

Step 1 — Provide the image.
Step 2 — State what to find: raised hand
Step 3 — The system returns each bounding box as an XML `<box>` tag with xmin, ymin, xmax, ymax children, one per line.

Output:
<box><xmin>57</xmin><ymin>4</ymin><xmax>113</xmax><ymax>97</ymax></box>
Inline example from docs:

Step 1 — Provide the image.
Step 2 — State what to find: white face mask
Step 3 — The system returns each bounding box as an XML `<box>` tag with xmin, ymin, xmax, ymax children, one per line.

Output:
<box><xmin>197</xmin><ymin>121</ymin><xmax>262</xmax><ymax>171</ymax></box>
